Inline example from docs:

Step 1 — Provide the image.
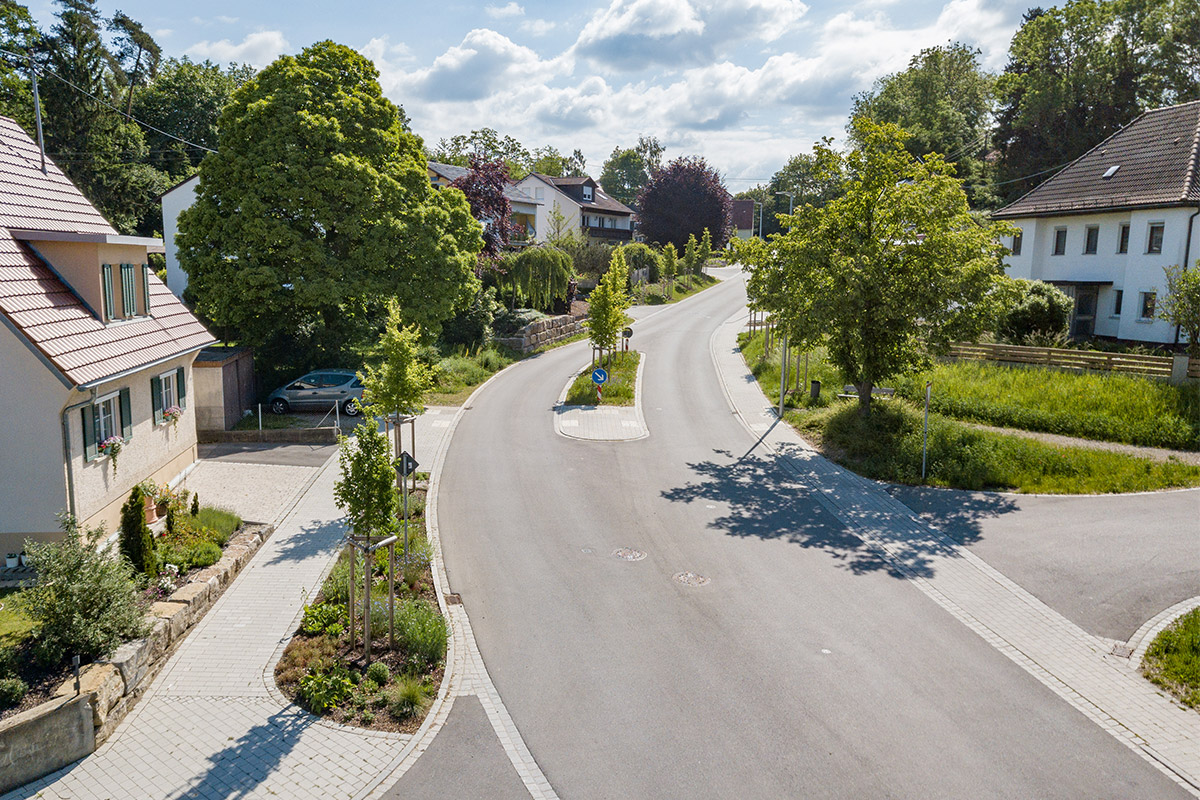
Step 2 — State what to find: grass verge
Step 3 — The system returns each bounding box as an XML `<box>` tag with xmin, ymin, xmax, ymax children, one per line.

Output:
<box><xmin>0</xmin><ymin>588</ymin><xmax>32</xmax><ymax>649</ymax></box>
<box><xmin>642</xmin><ymin>273</ymin><xmax>720</xmax><ymax>305</ymax></box>
<box><xmin>232</xmin><ymin>413</ymin><xmax>308</xmax><ymax>431</ymax></box>
<box><xmin>1142</xmin><ymin>608</ymin><xmax>1200</xmax><ymax>709</ymax></box>
<box><xmin>565</xmin><ymin>350</ymin><xmax>640</xmax><ymax>406</ymax></box>
<box><xmin>893</xmin><ymin>361</ymin><xmax>1200</xmax><ymax>451</ymax></box>
<box><xmin>738</xmin><ymin>331</ymin><xmax>1200</xmax><ymax>494</ymax></box>
<box><xmin>426</xmin><ymin>346</ymin><xmax>516</xmax><ymax>406</ymax></box>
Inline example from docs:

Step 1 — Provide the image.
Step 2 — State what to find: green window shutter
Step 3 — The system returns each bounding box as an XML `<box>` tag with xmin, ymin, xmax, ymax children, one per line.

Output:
<box><xmin>141</xmin><ymin>265</ymin><xmax>151</xmax><ymax>315</ymax></box>
<box><xmin>151</xmin><ymin>376</ymin><xmax>163</xmax><ymax>423</ymax></box>
<box><xmin>82</xmin><ymin>406</ymin><xmax>97</xmax><ymax>462</ymax></box>
<box><xmin>121</xmin><ymin>264</ymin><xmax>136</xmax><ymax>318</ymax></box>
<box><xmin>119</xmin><ymin>388</ymin><xmax>132</xmax><ymax>439</ymax></box>
<box><xmin>176</xmin><ymin>366</ymin><xmax>187</xmax><ymax>408</ymax></box>
<box><xmin>101</xmin><ymin>264</ymin><xmax>114</xmax><ymax>321</ymax></box>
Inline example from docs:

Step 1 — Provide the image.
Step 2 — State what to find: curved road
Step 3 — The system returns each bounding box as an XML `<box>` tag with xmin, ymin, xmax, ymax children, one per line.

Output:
<box><xmin>423</xmin><ymin>273</ymin><xmax>1187</xmax><ymax>798</ymax></box>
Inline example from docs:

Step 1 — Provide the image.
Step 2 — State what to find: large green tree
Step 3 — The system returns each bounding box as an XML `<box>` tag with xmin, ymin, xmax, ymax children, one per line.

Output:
<box><xmin>852</xmin><ymin>44</ymin><xmax>997</xmax><ymax>207</ymax></box>
<box><xmin>743</xmin><ymin>142</ymin><xmax>848</xmax><ymax>238</ymax></box>
<box><xmin>0</xmin><ymin>3</ymin><xmax>40</xmax><ymax>131</ymax></box>
<box><xmin>736</xmin><ymin>120</ymin><xmax>1010</xmax><ymax>416</ymax></box>
<box><xmin>599</xmin><ymin>135</ymin><xmax>663</xmax><ymax>207</ymax></box>
<box><xmin>177</xmin><ymin>41</ymin><xmax>482</xmax><ymax>383</ymax></box>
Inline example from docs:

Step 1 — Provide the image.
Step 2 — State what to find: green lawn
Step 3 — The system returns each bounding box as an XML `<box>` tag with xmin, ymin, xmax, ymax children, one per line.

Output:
<box><xmin>0</xmin><ymin>589</ymin><xmax>32</xmax><ymax>649</ymax></box>
<box><xmin>642</xmin><ymin>273</ymin><xmax>719</xmax><ymax>305</ymax></box>
<box><xmin>565</xmin><ymin>350</ymin><xmax>640</xmax><ymax>406</ymax></box>
<box><xmin>1143</xmin><ymin>608</ymin><xmax>1200</xmax><ymax>709</ymax></box>
<box><xmin>893</xmin><ymin>361</ymin><xmax>1200</xmax><ymax>451</ymax></box>
<box><xmin>426</xmin><ymin>346</ymin><xmax>516</xmax><ymax>406</ymax></box>
<box><xmin>232</xmin><ymin>412</ymin><xmax>308</xmax><ymax>431</ymax></box>
<box><xmin>738</xmin><ymin>331</ymin><xmax>1200</xmax><ymax>494</ymax></box>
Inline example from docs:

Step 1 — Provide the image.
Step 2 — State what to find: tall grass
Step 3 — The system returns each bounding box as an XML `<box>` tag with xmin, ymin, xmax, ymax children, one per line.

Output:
<box><xmin>1143</xmin><ymin>608</ymin><xmax>1200</xmax><ymax>709</ymax></box>
<box><xmin>564</xmin><ymin>351</ymin><xmax>639</xmax><ymax>406</ymax></box>
<box><xmin>429</xmin><ymin>346</ymin><xmax>515</xmax><ymax>403</ymax></box>
<box><xmin>894</xmin><ymin>362</ymin><xmax>1200</xmax><ymax>451</ymax></box>
<box><xmin>797</xmin><ymin>401</ymin><xmax>1200</xmax><ymax>494</ymax></box>
<box><xmin>738</xmin><ymin>331</ymin><xmax>846</xmax><ymax>409</ymax></box>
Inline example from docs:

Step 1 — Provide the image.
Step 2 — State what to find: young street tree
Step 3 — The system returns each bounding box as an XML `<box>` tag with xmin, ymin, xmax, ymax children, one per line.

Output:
<box><xmin>177</xmin><ymin>41</ymin><xmax>482</xmax><ymax>384</ymax></box>
<box><xmin>587</xmin><ymin>249</ymin><xmax>630</xmax><ymax>362</ymax></box>
<box><xmin>637</xmin><ymin>155</ymin><xmax>732</xmax><ymax>252</ymax></box>
<box><xmin>736</xmin><ymin>119</ymin><xmax>1010</xmax><ymax>416</ymax></box>
<box><xmin>1158</xmin><ymin>262</ymin><xmax>1200</xmax><ymax>358</ymax></box>
<box><xmin>359</xmin><ymin>299</ymin><xmax>435</xmax><ymax>421</ymax></box>
<box><xmin>660</xmin><ymin>242</ymin><xmax>678</xmax><ymax>297</ymax></box>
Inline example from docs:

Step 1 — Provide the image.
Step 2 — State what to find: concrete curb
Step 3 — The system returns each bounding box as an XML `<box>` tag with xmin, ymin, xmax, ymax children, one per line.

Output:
<box><xmin>1126</xmin><ymin>595</ymin><xmax>1200</xmax><ymax>665</ymax></box>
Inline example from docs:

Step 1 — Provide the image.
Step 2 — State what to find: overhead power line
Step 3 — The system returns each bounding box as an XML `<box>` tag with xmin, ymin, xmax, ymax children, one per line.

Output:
<box><xmin>0</xmin><ymin>47</ymin><xmax>217</xmax><ymax>155</ymax></box>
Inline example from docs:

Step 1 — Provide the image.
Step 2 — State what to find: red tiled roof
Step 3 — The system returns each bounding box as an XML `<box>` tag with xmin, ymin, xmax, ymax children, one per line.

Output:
<box><xmin>0</xmin><ymin>118</ymin><xmax>214</xmax><ymax>387</ymax></box>
<box><xmin>0</xmin><ymin>117</ymin><xmax>117</xmax><ymax>235</ymax></box>
<box><xmin>994</xmin><ymin>100</ymin><xmax>1200</xmax><ymax>219</ymax></box>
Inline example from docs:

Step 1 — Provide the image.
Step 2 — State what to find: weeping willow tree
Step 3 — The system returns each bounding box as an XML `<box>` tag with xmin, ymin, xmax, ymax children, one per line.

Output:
<box><xmin>498</xmin><ymin>246</ymin><xmax>574</xmax><ymax>310</ymax></box>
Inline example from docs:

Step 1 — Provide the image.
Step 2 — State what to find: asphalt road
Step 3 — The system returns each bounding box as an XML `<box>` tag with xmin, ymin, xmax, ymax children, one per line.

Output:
<box><xmin>429</xmin><ymin>274</ymin><xmax>1187</xmax><ymax>798</ymax></box>
<box><xmin>891</xmin><ymin>485</ymin><xmax>1200</xmax><ymax>642</ymax></box>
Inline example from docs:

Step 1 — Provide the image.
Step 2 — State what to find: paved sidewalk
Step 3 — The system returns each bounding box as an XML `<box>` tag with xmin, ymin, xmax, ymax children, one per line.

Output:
<box><xmin>6</xmin><ymin>411</ymin><xmax>458</xmax><ymax>800</ymax></box>
<box><xmin>711</xmin><ymin>304</ymin><xmax>1200</xmax><ymax>796</ymax></box>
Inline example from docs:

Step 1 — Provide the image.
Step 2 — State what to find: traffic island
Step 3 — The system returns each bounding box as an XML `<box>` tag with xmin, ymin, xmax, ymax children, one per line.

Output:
<box><xmin>555</xmin><ymin>351</ymin><xmax>648</xmax><ymax>442</ymax></box>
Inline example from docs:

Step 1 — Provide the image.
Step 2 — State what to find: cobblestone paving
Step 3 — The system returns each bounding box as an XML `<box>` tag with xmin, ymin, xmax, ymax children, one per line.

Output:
<box><xmin>6</xmin><ymin>411</ymin><xmax>459</xmax><ymax>800</ymax></box>
<box><xmin>180</xmin><ymin>459</ymin><xmax>318</xmax><ymax>525</ymax></box>
<box><xmin>712</xmin><ymin>303</ymin><xmax>1200</xmax><ymax>797</ymax></box>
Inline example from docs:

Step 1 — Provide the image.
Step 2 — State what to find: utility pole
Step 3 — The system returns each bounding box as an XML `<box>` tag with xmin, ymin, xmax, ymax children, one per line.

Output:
<box><xmin>28</xmin><ymin>53</ymin><xmax>46</xmax><ymax>175</ymax></box>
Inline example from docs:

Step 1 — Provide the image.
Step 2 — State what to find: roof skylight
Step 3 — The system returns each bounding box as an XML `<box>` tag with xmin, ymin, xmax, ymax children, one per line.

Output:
<box><xmin>1102</xmin><ymin>165</ymin><xmax>1120</xmax><ymax>179</ymax></box>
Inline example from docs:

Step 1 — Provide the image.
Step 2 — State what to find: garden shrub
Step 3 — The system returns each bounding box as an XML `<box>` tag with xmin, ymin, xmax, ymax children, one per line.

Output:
<box><xmin>400</xmin><ymin>539</ymin><xmax>432</xmax><ymax>589</ymax></box>
<box><xmin>366</xmin><ymin>661</ymin><xmax>391</xmax><ymax>686</ymax></box>
<box><xmin>621</xmin><ymin>242</ymin><xmax>660</xmax><ymax>284</ymax></box>
<box><xmin>301</xmin><ymin>602</ymin><xmax>346</xmax><ymax>637</ymax></box>
<box><xmin>0</xmin><ymin>676</ymin><xmax>27</xmax><ymax>710</ymax></box>
<box><xmin>118</xmin><ymin>486</ymin><xmax>157</xmax><ymax>578</ymax></box>
<box><xmin>397</xmin><ymin>599</ymin><xmax>447</xmax><ymax>671</ymax></box>
<box><xmin>186</xmin><ymin>540</ymin><xmax>222</xmax><ymax>569</ymax></box>
<box><xmin>441</xmin><ymin>286</ymin><xmax>500</xmax><ymax>348</ymax></box>
<box><xmin>998</xmin><ymin>279</ymin><xmax>1072</xmax><ymax>343</ymax></box>
<box><xmin>297</xmin><ymin>669</ymin><xmax>352</xmax><ymax>714</ymax></box>
<box><xmin>192</xmin><ymin>507</ymin><xmax>241</xmax><ymax>546</ymax></box>
<box><xmin>21</xmin><ymin>517</ymin><xmax>146</xmax><ymax>666</ymax></box>
<box><xmin>385</xmin><ymin>673</ymin><xmax>430</xmax><ymax>720</ymax></box>
<box><xmin>190</xmin><ymin>493</ymin><xmax>200</xmax><ymax>516</ymax></box>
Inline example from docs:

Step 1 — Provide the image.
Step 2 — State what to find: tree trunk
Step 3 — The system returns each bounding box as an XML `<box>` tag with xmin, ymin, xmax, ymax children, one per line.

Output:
<box><xmin>856</xmin><ymin>381</ymin><xmax>873</xmax><ymax>417</ymax></box>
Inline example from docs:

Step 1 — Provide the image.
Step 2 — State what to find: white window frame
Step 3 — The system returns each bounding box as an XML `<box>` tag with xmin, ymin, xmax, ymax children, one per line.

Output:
<box><xmin>1052</xmin><ymin>227</ymin><xmax>1067</xmax><ymax>256</ymax></box>
<box><xmin>1111</xmin><ymin>289</ymin><xmax>1123</xmax><ymax>318</ymax></box>
<box><xmin>1117</xmin><ymin>223</ymin><xmax>1130</xmax><ymax>254</ymax></box>
<box><xmin>95</xmin><ymin>391</ymin><xmax>119</xmax><ymax>441</ymax></box>
<box><xmin>1083</xmin><ymin>225</ymin><xmax>1099</xmax><ymax>255</ymax></box>
<box><xmin>1011</xmin><ymin>232</ymin><xmax>1022</xmax><ymax>256</ymax></box>
<box><xmin>1147</xmin><ymin>223</ymin><xmax>1165</xmax><ymax>254</ymax></box>
<box><xmin>582</xmin><ymin>185</ymin><xmax>593</xmax><ymax>201</ymax></box>
<box><xmin>1138</xmin><ymin>290</ymin><xmax>1157</xmax><ymax>322</ymax></box>
<box><xmin>158</xmin><ymin>369</ymin><xmax>178</xmax><ymax>412</ymax></box>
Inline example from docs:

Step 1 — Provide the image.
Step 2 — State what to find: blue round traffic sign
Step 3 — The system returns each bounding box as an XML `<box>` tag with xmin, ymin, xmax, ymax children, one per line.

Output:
<box><xmin>591</xmin><ymin>368</ymin><xmax>609</xmax><ymax>385</ymax></box>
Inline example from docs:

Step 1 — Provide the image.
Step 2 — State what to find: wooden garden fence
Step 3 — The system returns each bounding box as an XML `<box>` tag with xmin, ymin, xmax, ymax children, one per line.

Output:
<box><xmin>946</xmin><ymin>342</ymin><xmax>1188</xmax><ymax>380</ymax></box>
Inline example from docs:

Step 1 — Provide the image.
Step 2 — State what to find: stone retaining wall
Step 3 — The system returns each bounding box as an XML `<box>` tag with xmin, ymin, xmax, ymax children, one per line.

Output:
<box><xmin>495</xmin><ymin>313</ymin><xmax>585</xmax><ymax>354</ymax></box>
<box><xmin>198</xmin><ymin>427</ymin><xmax>340</xmax><ymax>444</ymax></box>
<box><xmin>0</xmin><ymin>523</ymin><xmax>273</xmax><ymax>793</ymax></box>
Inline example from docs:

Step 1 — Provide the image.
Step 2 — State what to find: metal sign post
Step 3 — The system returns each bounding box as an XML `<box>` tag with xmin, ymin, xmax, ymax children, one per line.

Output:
<box><xmin>622</xmin><ymin>327</ymin><xmax>633</xmax><ymax>352</ymax></box>
<box><xmin>398</xmin><ymin>452</ymin><xmax>419</xmax><ymax>560</ymax></box>
<box><xmin>922</xmin><ymin>381</ymin><xmax>932</xmax><ymax>481</ymax></box>
<box><xmin>592</xmin><ymin>367</ymin><xmax>608</xmax><ymax>404</ymax></box>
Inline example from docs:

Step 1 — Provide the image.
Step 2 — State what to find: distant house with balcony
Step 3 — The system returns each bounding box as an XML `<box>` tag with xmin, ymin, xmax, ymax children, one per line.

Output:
<box><xmin>427</xmin><ymin>161</ymin><xmax>541</xmax><ymax>244</ymax></box>
<box><xmin>994</xmin><ymin>100</ymin><xmax>1200</xmax><ymax>344</ymax></box>
<box><xmin>515</xmin><ymin>173</ymin><xmax>635</xmax><ymax>243</ymax></box>
<box><xmin>0</xmin><ymin>116</ymin><xmax>215</xmax><ymax>553</ymax></box>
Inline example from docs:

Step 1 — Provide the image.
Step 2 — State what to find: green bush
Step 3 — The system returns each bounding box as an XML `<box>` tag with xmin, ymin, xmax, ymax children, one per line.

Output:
<box><xmin>301</xmin><ymin>602</ymin><xmax>346</xmax><ymax>637</ymax></box>
<box><xmin>366</xmin><ymin>661</ymin><xmax>391</xmax><ymax>686</ymax></box>
<box><xmin>186</xmin><ymin>540</ymin><xmax>222</xmax><ymax>569</ymax></box>
<box><xmin>0</xmin><ymin>676</ymin><xmax>27</xmax><ymax>710</ymax></box>
<box><xmin>118</xmin><ymin>486</ymin><xmax>157</xmax><ymax>578</ymax></box>
<box><xmin>621</xmin><ymin>242</ymin><xmax>660</xmax><ymax>284</ymax></box>
<box><xmin>190</xmin><ymin>493</ymin><xmax>200</xmax><ymax>516</ymax></box>
<box><xmin>21</xmin><ymin>517</ymin><xmax>146</xmax><ymax>666</ymax></box>
<box><xmin>297</xmin><ymin>669</ymin><xmax>353</xmax><ymax>714</ymax></box>
<box><xmin>322</xmin><ymin>551</ymin><xmax>365</xmax><ymax>606</ymax></box>
<box><xmin>400</xmin><ymin>539</ymin><xmax>432</xmax><ymax>589</ymax></box>
<box><xmin>998</xmin><ymin>279</ymin><xmax>1073</xmax><ymax>342</ymax></box>
<box><xmin>397</xmin><ymin>600</ymin><xmax>447</xmax><ymax>671</ymax></box>
<box><xmin>385</xmin><ymin>673</ymin><xmax>430</xmax><ymax>720</ymax></box>
<box><xmin>441</xmin><ymin>286</ymin><xmax>500</xmax><ymax>348</ymax></box>
<box><xmin>492</xmin><ymin>308</ymin><xmax>546</xmax><ymax>338</ymax></box>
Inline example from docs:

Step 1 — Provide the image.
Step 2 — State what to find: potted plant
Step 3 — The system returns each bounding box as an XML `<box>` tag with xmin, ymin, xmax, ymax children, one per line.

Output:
<box><xmin>163</xmin><ymin>405</ymin><xmax>183</xmax><ymax>433</ymax></box>
<box><xmin>138</xmin><ymin>480</ymin><xmax>160</xmax><ymax>523</ymax></box>
<box><xmin>4</xmin><ymin>553</ymin><xmax>17</xmax><ymax>569</ymax></box>
<box><xmin>18</xmin><ymin>550</ymin><xmax>27</xmax><ymax>567</ymax></box>
<box><xmin>98</xmin><ymin>435</ymin><xmax>123</xmax><ymax>475</ymax></box>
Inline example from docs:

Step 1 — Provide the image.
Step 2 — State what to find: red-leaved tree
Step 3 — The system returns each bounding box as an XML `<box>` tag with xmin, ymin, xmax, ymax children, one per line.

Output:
<box><xmin>636</xmin><ymin>156</ymin><xmax>732</xmax><ymax>252</ymax></box>
<box><xmin>451</xmin><ymin>155</ymin><xmax>517</xmax><ymax>273</ymax></box>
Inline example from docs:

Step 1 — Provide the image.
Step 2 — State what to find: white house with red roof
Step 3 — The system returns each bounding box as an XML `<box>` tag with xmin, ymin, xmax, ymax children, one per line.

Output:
<box><xmin>0</xmin><ymin>116</ymin><xmax>215</xmax><ymax>553</ymax></box>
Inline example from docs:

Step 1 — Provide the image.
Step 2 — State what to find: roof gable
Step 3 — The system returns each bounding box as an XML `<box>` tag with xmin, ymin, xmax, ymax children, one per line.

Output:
<box><xmin>994</xmin><ymin>100</ymin><xmax>1200</xmax><ymax>219</ymax></box>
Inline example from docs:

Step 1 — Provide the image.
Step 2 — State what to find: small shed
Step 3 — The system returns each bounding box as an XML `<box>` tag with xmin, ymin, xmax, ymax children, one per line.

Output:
<box><xmin>193</xmin><ymin>346</ymin><xmax>256</xmax><ymax>431</ymax></box>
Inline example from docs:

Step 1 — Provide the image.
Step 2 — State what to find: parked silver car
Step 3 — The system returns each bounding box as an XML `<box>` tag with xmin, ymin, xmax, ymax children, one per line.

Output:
<box><xmin>267</xmin><ymin>369</ymin><xmax>364</xmax><ymax>416</ymax></box>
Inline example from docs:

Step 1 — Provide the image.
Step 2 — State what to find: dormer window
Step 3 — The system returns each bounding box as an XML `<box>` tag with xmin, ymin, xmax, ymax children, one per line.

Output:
<box><xmin>582</xmin><ymin>185</ymin><xmax>593</xmax><ymax>201</ymax></box>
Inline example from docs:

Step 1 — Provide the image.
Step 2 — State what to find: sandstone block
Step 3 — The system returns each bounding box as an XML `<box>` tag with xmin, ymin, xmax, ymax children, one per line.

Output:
<box><xmin>169</xmin><ymin>581</ymin><xmax>210</xmax><ymax>610</ymax></box>
<box><xmin>99</xmin><ymin>638</ymin><xmax>152</xmax><ymax>694</ymax></box>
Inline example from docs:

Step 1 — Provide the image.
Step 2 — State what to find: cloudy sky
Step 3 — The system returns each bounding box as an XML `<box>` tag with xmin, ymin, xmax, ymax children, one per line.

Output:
<box><xmin>32</xmin><ymin>0</ymin><xmax>1031</xmax><ymax>189</ymax></box>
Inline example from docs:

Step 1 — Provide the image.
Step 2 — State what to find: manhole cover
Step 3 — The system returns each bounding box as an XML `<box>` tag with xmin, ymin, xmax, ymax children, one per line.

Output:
<box><xmin>444</xmin><ymin>593</ymin><xmax>462</xmax><ymax>605</ymax></box>
<box><xmin>673</xmin><ymin>571</ymin><xmax>710</xmax><ymax>587</ymax></box>
<box><xmin>612</xmin><ymin>548</ymin><xmax>647</xmax><ymax>561</ymax></box>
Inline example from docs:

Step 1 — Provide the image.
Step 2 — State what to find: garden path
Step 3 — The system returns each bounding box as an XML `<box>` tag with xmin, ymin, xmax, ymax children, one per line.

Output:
<box><xmin>4</xmin><ymin>410</ymin><xmax>458</xmax><ymax>800</ymax></box>
<box><xmin>960</xmin><ymin>421</ymin><xmax>1200</xmax><ymax>466</ymax></box>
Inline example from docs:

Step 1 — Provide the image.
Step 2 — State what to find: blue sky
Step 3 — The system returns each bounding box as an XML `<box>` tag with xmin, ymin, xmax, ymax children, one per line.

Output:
<box><xmin>30</xmin><ymin>0</ymin><xmax>1031</xmax><ymax>188</ymax></box>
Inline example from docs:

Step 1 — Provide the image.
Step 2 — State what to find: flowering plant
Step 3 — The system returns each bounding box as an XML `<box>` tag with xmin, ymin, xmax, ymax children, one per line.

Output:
<box><xmin>163</xmin><ymin>405</ymin><xmax>183</xmax><ymax>431</ymax></box>
<box><xmin>98</xmin><ymin>435</ymin><xmax>123</xmax><ymax>474</ymax></box>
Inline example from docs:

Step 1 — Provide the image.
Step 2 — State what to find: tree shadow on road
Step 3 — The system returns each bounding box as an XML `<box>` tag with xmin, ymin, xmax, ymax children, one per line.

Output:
<box><xmin>660</xmin><ymin>446</ymin><xmax>1017</xmax><ymax>580</ymax></box>
<box><xmin>167</xmin><ymin>708</ymin><xmax>314</xmax><ymax>800</ymax></box>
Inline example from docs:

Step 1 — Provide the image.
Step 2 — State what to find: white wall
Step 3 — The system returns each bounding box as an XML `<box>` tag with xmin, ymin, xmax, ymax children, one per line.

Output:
<box><xmin>1001</xmin><ymin>207</ymin><xmax>1200</xmax><ymax>344</ymax></box>
<box><xmin>0</xmin><ymin>324</ymin><xmax>70</xmax><ymax>549</ymax></box>
<box><xmin>162</xmin><ymin>176</ymin><xmax>198</xmax><ymax>298</ymax></box>
<box><xmin>516</xmin><ymin>176</ymin><xmax>580</xmax><ymax>242</ymax></box>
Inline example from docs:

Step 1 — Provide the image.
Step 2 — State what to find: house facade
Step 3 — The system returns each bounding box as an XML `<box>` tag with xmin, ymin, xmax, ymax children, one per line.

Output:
<box><xmin>731</xmin><ymin>199</ymin><xmax>755</xmax><ymax>240</ymax></box>
<box><xmin>515</xmin><ymin>173</ymin><xmax>635</xmax><ymax>243</ymax></box>
<box><xmin>994</xmin><ymin>100</ymin><xmax>1200</xmax><ymax>344</ymax></box>
<box><xmin>0</xmin><ymin>117</ymin><xmax>215</xmax><ymax>553</ymax></box>
<box><xmin>427</xmin><ymin>162</ymin><xmax>542</xmax><ymax>243</ymax></box>
<box><xmin>161</xmin><ymin>174</ymin><xmax>198</xmax><ymax>297</ymax></box>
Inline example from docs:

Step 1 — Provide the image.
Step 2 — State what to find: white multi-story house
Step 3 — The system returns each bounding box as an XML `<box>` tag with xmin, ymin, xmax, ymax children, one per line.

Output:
<box><xmin>514</xmin><ymin>173</ymin><xmax>635</xmax><ymax>243</ymax></box>
<box><xmin>994</xmin><ymin>99</ymin><xmax>1200</xmax><ymax>344</ymax></box>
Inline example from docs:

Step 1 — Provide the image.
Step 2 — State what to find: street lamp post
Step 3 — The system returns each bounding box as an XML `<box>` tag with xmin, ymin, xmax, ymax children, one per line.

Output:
<box><xmin>774</xmin><ymin>191</ymin><xmax>796</xmax><ymax>413</ymax></box>
<box><xmin>775</xmin><ymin>191</ymin><xmax>795</xmax><ymax>229</ymax></box>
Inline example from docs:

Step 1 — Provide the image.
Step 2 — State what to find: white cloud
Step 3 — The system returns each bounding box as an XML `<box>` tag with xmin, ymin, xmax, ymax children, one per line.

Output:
<box><xmin>520</xmin><ymin>18</ymin><xmax>556</xmax><ymax>36</ymax></box>
<box><xmin>361</xmin><ymin>35</ymin><xmax>415</xmax><ymax>66</ymax></box>
<box><xmin>152</xmin><ymin>28</ymin><xmax>173</xmax><ymax>39</ymax></box>
<box><xmin>216</xmin><ymin>15</ymin><xmax>240</xmax><ymax>24</ymax></box>
<box><xmin>400</xmin><ymin>28</ymin><xmax>560</xmax><ymax>102</ymax></box>
<box><xmin>484</xmin><ymin>2</ymin><xmax>525</xmax><ymax>19</ymax></box>
<box><xmin>574</xmin><ymin>0</ymin><xmax>808</xmax><ymax>71</ymax></box>
<box><xmin>184</xmin><ymin>31</ymin><xmax>291</xmax><ymax>68</ymax></box>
